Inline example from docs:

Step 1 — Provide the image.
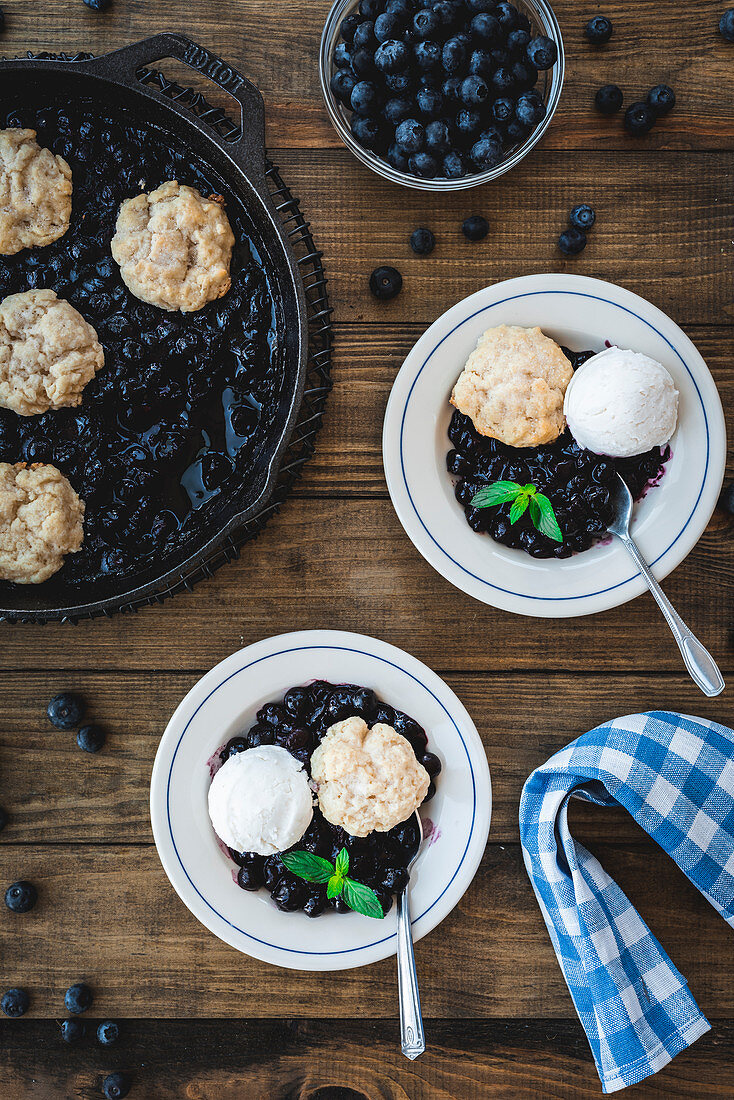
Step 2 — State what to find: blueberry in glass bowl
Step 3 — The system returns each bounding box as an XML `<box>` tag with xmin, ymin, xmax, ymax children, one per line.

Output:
<box><xmin>210</xmin><ymin>680</ymin><xmax>441</xmax><ymax>918</ymax></box>
<box><xmin>320</xmin><ymin>0</ymin><xmax>564</xmax><ymax>190</ymax></box>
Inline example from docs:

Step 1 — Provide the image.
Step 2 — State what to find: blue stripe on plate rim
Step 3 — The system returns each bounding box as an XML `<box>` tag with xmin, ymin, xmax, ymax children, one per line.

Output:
<box><xmin>398</xmin><ymin>289</ymin><xmax>710</xmax><ymax>601</ymax></box>
<box><xmin>165</xmin><ymin>643</ymin><xmax>478</xmax><ymax>956</ymax></box>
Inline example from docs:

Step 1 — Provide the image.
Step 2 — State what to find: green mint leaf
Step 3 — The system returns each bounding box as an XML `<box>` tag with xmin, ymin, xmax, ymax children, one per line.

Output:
<box><xmin>335</xmin><ymin>847</ymin><xmax>349</xmax><ymax>878</ymax></box>
<box><xmin>522</xmin><ymin>484</ymin><xmax>537</xmax><ymax>496</ymax></box>
<box><xmin>326</xmin><ymin>874</ymin><xmax>344</xmax><ymax>900</ymax></box>
<box><xmin>280</xmin><ymin>851</ymin><xmax>334</xmax><ymax>884</ymax></box>
<box><xmin>509</xmin><ymin>493</ymin><xmax>530</xmax><ymax>525</ymax></box>
<box><xmin>342</xmin><ymin>878</ymin><xmax>385</xmax><ymax>920</ymax></box>
<box><xmin>471</xmin><ymin>481</ymin><xmax>523</xmax><ymax>509</ymax></box>
<box><xmin>529</xmin><ymin>493</ymin><xmax>563</xmax><ymax>543</ymax></box>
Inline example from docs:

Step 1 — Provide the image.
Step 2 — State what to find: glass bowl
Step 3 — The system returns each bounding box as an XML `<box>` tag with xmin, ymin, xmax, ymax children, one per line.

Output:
<box><xmin>319</xmin><ymin>0</ymin><xmax>564</xmax><ymax>191</ymax></box>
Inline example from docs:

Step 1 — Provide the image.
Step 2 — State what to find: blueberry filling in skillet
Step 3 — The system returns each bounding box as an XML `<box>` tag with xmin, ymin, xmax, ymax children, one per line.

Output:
<box><xmin>218</xmin><ymin>680</ymin><xmax>441</xmax><ymax>917</ymax></box>
<box><xmin>0</xmin><ymin>102</ymin><xmax>284</xmax><ymax>586</ymax></box>
<box><xmin>447</xmin><ymin>347</ymin><xmax>670</xmax><ymax>558</ymax></box>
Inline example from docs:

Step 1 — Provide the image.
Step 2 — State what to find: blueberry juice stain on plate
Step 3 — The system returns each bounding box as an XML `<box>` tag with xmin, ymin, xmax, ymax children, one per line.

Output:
<box><xmin>0</xmin><ymin>100</ymin><xmax>284</xmax><ymax>587</ymax></box>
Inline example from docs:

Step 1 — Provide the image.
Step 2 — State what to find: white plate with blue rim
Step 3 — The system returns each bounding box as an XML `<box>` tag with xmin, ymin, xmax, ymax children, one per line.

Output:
<box><xmin>382</xmin><ymin>273</ymin><xmax>726</xmax><ymax>618</ymax></box>
<box><xmin>150</xmin><ymin>629</ymin><xmax>491</xmax><ymax>971</ymax></box>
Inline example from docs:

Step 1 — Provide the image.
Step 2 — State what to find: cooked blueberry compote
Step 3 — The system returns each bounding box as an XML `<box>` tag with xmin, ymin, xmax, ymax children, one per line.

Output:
<box><xmin>219</xmin><ymin>680</ymin><xmax>441</xmax><ymax>917</ymax></box>
<box><xmin>447</xmin><ymin>347</ymin><xmax>670</xmax><ymax>558</ymax></box>
<box><xmin>0</xmin><ymin>102</ymin><xmax>284</xmax><ymax>588</ymax></box>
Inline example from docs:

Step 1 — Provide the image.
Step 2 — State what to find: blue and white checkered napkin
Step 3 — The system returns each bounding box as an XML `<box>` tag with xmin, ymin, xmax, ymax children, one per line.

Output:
<box><xmin>519</xmin><ymin>711</ymin><xmax>734</xmax><ymax>1093</ymax></box>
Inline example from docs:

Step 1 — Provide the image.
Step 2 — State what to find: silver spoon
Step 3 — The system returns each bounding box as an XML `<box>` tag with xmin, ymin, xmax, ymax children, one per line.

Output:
<box><xmin>608</xmin><ymin>475</ymin><xmax>724</xmax><ymax>697</ymax></box>
<box><xmin>397</xmin><ymin>811</ymin><xmax>425</xmax><ymax>1060</ymax></box>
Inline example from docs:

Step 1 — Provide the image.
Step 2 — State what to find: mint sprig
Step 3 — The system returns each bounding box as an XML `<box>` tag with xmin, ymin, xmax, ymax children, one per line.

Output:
<box><xmin>281</xmin><ymin>847</ymin><xmax>385</xmax><ymax>919</ymax></box>
<box><xmin>471</xmin><ymin>481</ymin><xmax>563</xmax><ymax>543</ymax></box>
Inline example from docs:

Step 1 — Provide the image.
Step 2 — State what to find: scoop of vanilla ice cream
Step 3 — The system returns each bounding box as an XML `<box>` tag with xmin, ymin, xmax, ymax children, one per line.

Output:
<box><xmin>207</xmin><ymin>745</ymin><xmax>313</xmax><ymax>855</ymax></box>
<box><xmin>563</xmin><ymin>346</ymin><xmax>678</xmax><ymax>458</ymax></box>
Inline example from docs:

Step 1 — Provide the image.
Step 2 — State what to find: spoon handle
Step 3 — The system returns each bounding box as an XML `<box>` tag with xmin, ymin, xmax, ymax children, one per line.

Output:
<box><xmin>619</xmin><ymin>533</ymin><xmax>725</xmax><ymax>697</ymax></box>
<box><xmin>397</xmin><ymin>885</ymin><xmax>425</xmax><ymax>1060</ymax></box>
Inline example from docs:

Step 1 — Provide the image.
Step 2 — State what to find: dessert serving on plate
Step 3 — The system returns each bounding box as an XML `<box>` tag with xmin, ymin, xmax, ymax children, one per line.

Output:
<box><xmin>208</xmin><ymin>679</ymin><xmax>441</xmax><ymax>918</ymax></box>
<box><xmin>447</xmin><ymin>323</ymin><xmax>678</xmax><ymax>558</ymax></box>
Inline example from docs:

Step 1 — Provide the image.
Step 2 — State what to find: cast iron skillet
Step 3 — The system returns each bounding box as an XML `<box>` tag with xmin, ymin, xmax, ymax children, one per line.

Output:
<box><xmin>0</xmin><ymin>33</ymin><xmax>309</xmax><ymax>622</ymax></box>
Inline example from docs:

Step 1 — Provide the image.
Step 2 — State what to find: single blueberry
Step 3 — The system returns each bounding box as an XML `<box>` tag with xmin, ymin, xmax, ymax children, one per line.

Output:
<box><xmin>624</xmin><ymin>101</ymin><xmax>655</xmax><ymax>136</ymax></box>
<box><xmin>496</xmin><ymin>2</ymin><xmax>525</xmax><ymax>30</ymax></box>
<box><xmin>441</xmin><ymin>75</ymin><xmax>462</xmax><ymax>102</ymax></box>
<box><xmin>594</xmin><ymin>83</ymin><xmax>623</xmax><ymax>115</ymax></box>
<box><xmin>416</xmin><ymin>86</ymin><xmax>444</xmax><ymax>118</ymax></box>
<box><xmin>5</xmin><ymin>880</ymin><xmax>37</xmax><ymax>913</ymax></box>
<box><xmin>334</xmin><ymin>42</ymin><xmax>352</xmax><ymax>68</ymax></box>
<box><xmin>359</xmin><ymin>0</ymin><xmax>381</xmax><ymax>17</ymax></box>
<box><xmin>352</xmin><ymin>20</ymin><xmax>376</xmax><ymax>51</ymax></box>
<box><xmin>462</xmin><ymin>214</ymin><xmax>490</xmax><ymax>241</ymax></box>
<box><xmin>425</xmin><ymin>119</ymin><xmax>451</xmax><ymax>153</ymax></box>
<box><xmin>491</xmin><ymin>66</ymin><xmax>515</xmax><ymax>94</ymax></box>
<box><xmin>47</xmin><ymin>692</ymin><xmax>85</xmax><ymax>730</ymax></box>
<box><xmin>569</xmin><ymin>204</ymin><xmax>596</xmax><ymax>231</ymax></box>
<box><xmin>374</xmin><ymin>12</ymin><xmax>403</xmax><ymax>41</ymax></box>
<box><xmin>443</xmin><ymin>150</ymin><xmax>467</xmax><ymax>177</ymax></box>
<box><xmin>468</xmin><ymin>48</ymin><xmax>494</xmax><ymax>78</ymax></box>
<box><xmin>385</xmin><ymin>71</ymin><xmax>413</xmax><ymax>93</ymax></box>
<box><xmin>459</xmin><ymin>74</ymin><xmax>489</xmax><ymax>106</ymax></box>
<box><xmin>585</xmin><ymin>16</ymin><xmax>613</xmax><ymax>44</ymax></box>
<box><xmin>526</xmin><ymin>34</ymin><xmax>557</xmax><ymax>69</ymax></box>
<box><xmin>374</xmin><ymin>38</ymin><xmax>408</xmax><ymax>73</ymax></box>
<box><xmin>507</xmin><ymin>28</ymin><xmax>530</xmax><ymax>54</ymax></box>
<box><xmin>351</xmin><ymin>114</ymin><xmax>382</xmax><ymax>149</ymax></box>
<box><xmin>558</xmin><ymin>227</ymin><xmax>587</xmax><ymax>255</ymax></box>
<box><xmin>647</xmin><ymin>84</ymin><xmax>676</xmax><ymax>116</ymax></box>
<box><xmin>64</xmin><ymin>983</ymin><xmax>93</xmax><ymax>1015</ymax></box>
<box><xmin>77</xmin><ymin>724</ymin><xmax>106</xmax><ymax>753</ymax></box>
<box><xmin>408</xmin><ymin>150</ymin><xmax>439</xmax><ymax>176</ymax></box>
<box><xmin>456</xmin><ymin>107</ymin><xmax>482</xmax><ymax>140</ymax></box>
<box><xmin>350</xmin><ymin>80</ymin><xmax>380</xmax><ymax>115</ymax></box>
<box><xmin>413</xmin><ymin>8</ymin><xmax>439</xmax><ymax>38</ymax></box>
<box><xmin>103</xmin><ymin>1073</ymin><xmax>132</xmax><ymax>1100</ymax></box>
<box><xmin>369</xmin><ymin>266</ymin><xmax>403</xmax><ymax>300</ymax></box>
<box><xmin>383</xmin><ymin>97</ymin><xmax>412</xmax><ymax>125</ymax></box>
<box><xmin>395</xmin><ymin>117</ymin><xmax>425</xmax><ymax>152</ymax></box>
<box><xmin>410</xmin><ymin>227</ymin><xmax>436</xmax><ymax>255</ymax></box>
<box><xmin>340</xmin><ymin>11</ymin><xmax>362</xmax><ymax>41</ymax></box>
<box><xmin>720</xmin><ymin>9</ymin><xmax>734</xmax><ymax>41</ymax></box>
<box><xmin>432</xmin><ymin>0</ymin><xmax>456</xmax><ymax>30</ymax></box>
<box><xmin>470</xmin><ymin>134</ymin><xmax>503</xmax><ymax>170</ymax></box>
<box><xmin>386</xmin><ymin>141</ymin><xmax>410</xmax><ymax>171</ymax></box>
<box><xmin>470</xmin><ymin>12</ymin><xmax>500</xmax><ymax>44</ymax></box>
<box><xmin>413</xmin><ymin>40</ymin><xmax>442</xmax><ymax>70</ymax></box>
<box><xmin>83</xmin><ymin>0</ymin><xmax>112</xmax><ymax>9</ymax></box>
<box><xmin>515</xmin><ymin>93</ymin><xmax>545</xmax><ymax>127</ymax></box>
<box><xmin>60</xmin><ymin>1018</ymin><xmax>85</xmax><ymax>1043</ymax></box>
<box><xmin>491</xmin><ymin>96</ymin><xmax>514</xmax><ymax>125</ymax></box>
<box><xmin>1</xmin><ymin>988</ymin><xmax>29</xmax><ymax>1017</ymax></box>
<box><xmin>352</xmin><ymin>47</ymin><xmax>377</xmax><ymax>77</ymax></box>
<box><xmin>97</xmin><ymin>1020</ymin><xmax>120</xmax><ymax>1045</ymax></box>
<box><xmin>442</xmin><ymin>35</ymin><xmax>467</xmax><ymax>73</ymax></box>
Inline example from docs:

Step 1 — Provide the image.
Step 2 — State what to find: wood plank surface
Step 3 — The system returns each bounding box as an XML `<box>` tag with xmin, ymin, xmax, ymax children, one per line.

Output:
<box><xmin>1</xmin><ymin>1019</ymin><xmax>732</xmax><ymax>1099</ymax></box>
<box><xmin>1</xmin><ymin>842</ymin><xmax>731</xmax><ymax>1019</ymax></box>
<box><xmin>3</xmin><ymin>1</ymin><xmax>734</xmax><ymax>151</ymax></box>
<box><xmin>0</xmin><ymin>672</ymin><xmax>732</xmax><ymax>845</ymax></box>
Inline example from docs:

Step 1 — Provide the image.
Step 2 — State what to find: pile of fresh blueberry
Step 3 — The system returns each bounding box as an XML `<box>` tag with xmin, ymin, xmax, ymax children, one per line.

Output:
<box><xmin>220</xmin><ymin>680</ymin><xmax>441</xmax><ymax>916</ymax></box>
<box><xmin>330</xmin><ymin>0</ymin><xmax>558</xmax><ymax>180</ymax></box>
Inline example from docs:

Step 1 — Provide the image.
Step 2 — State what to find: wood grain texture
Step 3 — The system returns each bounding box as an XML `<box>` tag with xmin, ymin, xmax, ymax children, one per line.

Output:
<box><xmin>0</xmin><ymin>671</ymin><xmax>732</xmax><ymax>845</ymax></box>
<box><xmin>0</xmin><ymin>842</ymin><xmax>731</xmax><ymax>1019</ymax></box>
<box><xmin>2</xmin><ymin>1</ymin><xmax>734</xmax><ymax>151</ymax></box>
<box><xmin>1</xmin><ymin>1019</ymin><xmax>732</xmax><ymax>1099</ymax></box>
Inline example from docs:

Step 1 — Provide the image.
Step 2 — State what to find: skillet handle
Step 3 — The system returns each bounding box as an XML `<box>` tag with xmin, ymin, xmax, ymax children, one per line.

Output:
<box><xmin>79</xmin><ymin>33</ymin><xmax>266</xmax><ymax>188</ymax></box>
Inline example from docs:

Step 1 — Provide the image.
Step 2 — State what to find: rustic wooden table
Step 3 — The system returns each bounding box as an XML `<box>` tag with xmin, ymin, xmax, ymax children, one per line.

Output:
<box><xmin>0</xmin><ymin>0</ymin><xmax>732</xmax><ymax>1096</ymax></box>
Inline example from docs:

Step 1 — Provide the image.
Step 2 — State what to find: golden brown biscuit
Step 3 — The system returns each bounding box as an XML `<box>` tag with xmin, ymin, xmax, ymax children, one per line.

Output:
<box><xmin>111</xmin><ymin>181</ymin><xmax>235</xmax><ymax>312</ymax></box>
<box><xmin>0</xmin><ymin>462</ymin><xmax>84</xmax><ymax>584</ymax></box>
<box><xmin>0</xmin><ymin>129</ymin><xmax>72</xmax><ymax>255</ymax></box>
<box><xmin>450</xmin><ymin>324</ymin><xmax>574</xmax><ymax>448</ymax></box>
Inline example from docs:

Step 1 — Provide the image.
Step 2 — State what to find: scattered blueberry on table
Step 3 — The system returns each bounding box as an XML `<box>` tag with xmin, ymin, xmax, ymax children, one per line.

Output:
<box><xmin>462</xmin><ymin>214</ymin><xmax>489</xmax><ymax>241</ymax></box>
<box><xmin>595</xmin><ymin>83</ymin><xmax>623</xmax><ymax>115</ymax></box>
<box><xmin>102</xmin><ymin>1072</ymin><xmax>132</xmax><ymax>1100</ymax></box>
<box><xmin>1</xmin><ymin>988</ymin><xmax>29</xmax><ymax>1018</ymax></box>
<box><xmin>332</xmin><ymin>0</ymin><xmax>558</xmax><ymax>180</ymax></box>
<box><xmin>584</xmin><ymin>16</ymin><xmax>613</xmax><ymax>44</ymax></box>
<box><xmin>77</xmin><ymin>724</ymin><xmax>106</xmax><ymax>753</ymax></box>
<box><xmin>624</xmin><ymin>100</ymin><xmax>656</xmax><ymax>136</ymax></box>
<box><xmin>60</xmin><ymin>1018</ymin><xmax>86</xmax><ymax>1043</ymax></box>
<box><xmin>369</xmin><ymin>265</ymin><xmax>403</xmax><ymax>299</ymax></box>
<box><xmin>647</xmin><ymin>83</ymin><xmax>676</xmax><ymax>116</ymax></box>
<box><xmin>83</xmin><ymin>0</ymin><xmax>113</xmax><ymax>10</ymax></box>
<box><xmin>569</xmin><ymin>203</ymin><xmax>595</xmax><ymax>231</ymax></box>
<box><xmin>410</xmin><ymin>226</ymin><xmax>436</xmax><ymax>254</ymax></box>
<box><xmin>720</xmin><ymin>9</ymin><xmax>734</xmax><ymax>41</ymax></box>
<box><xmin>47</xmin><ymin>692</ymin><xmax>86</xmax><ymax>731</ymax></box>
<box><xmin>97</xmin><ymin>1020</ymin><xmax>120</xmax><ymax>1046</ymax></box>
<box><xmin>64</xmin><ymin>982</ymin><xmax>93</xmax><ymax>1015</ymax></box>
<box><xmin>4</xmin><ymin>880</ymin><xmax>37</xmax><ymax>914</ymax></box>
<box><xmin>558</xmin><ymin>226</ymin><xmax>587</xmax><ymax>256</ymax></box>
